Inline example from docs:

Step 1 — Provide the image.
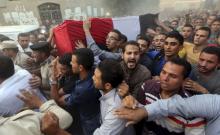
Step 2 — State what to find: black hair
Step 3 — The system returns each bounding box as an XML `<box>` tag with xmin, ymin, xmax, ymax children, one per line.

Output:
<box><xmin>122</xmin><ymin>40</ymin><xmax>140</xmax><ymax>53</ymax></box>
<box><xmin>72</xmin><ymin>48</ymin><xmax>94</xmax><ymax>71</ymax></box>
<box><xmin>97</xmin><ymin>59</ymin><xmax>124</xmax><ymax>88</ymax></box>
<box><xmin>120</xmin><ymin>34</ymin><xmax>127</xmax><ymax>43</ymax></box>
<box><xmin>201</xmin><ymin>46</ymin><xmax>220</xmax><ymax>62</ymax></box>
<box><xmin>137</xmin><ymin>35</ymin><xmax>151</xmax><ymax>46</ymax></box>
<box><xmin>167</xmin><ymin>57</ymin><xmax>192</xmax><ymax>79</ymax></box>
<box><xmin>110</xmin><ymin>29</ymin><xmax>122</xmax><ymax>41</ymax></box>
<box><xmin>196</xmin><ymin>27</ymin><xmax>211</xmax><ymax>38</ymax></box>
<box><xmin>59</xmin><ymin>53</ymin><xmax>72</xmax><ymax>69</ymax></box>
<box><xmin>18</xmin><ymin>33</ymin><xmax>29</xmax><ymax>38</ymax></box>
<box><xmin>166</xmin><ymin>31</ymin><xmax>184</xmax><ymax>45</ymax></box>
<box><xmin>0</xmin><ymin>55</ymin><xmax>15</xmax><ymax>79</ymax></box>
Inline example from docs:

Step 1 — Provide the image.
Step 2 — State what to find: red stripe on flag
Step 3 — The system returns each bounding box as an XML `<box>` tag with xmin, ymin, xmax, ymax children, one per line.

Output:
<box><xmin>53</xmin><ymin>18</ymin><xmax>113</xmax><ymax>55</ymax></box>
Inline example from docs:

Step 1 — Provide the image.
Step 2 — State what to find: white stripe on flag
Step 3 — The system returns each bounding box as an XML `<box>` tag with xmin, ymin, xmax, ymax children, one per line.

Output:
<box><xmin>112</xmin><ymin>16</ymin><xmax>140</xmax><ymax>41</ymax></box>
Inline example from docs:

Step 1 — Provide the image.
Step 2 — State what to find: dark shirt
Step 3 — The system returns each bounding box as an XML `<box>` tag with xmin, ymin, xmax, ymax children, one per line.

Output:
<box><xmin>151</xmin><ymin>51</ymin><xmax>166</xmax><ymax>76</ymax></box>
<box><xmin>137</xmin><ymin>80</ymin><xmax>205</xmax><ymax>135</ymax></box>
<box><xmin>66</xmin><ymin>72</ymin><xmax>101</xmax><ymax>135</ymax></box>
<box><xmin>139</xmin><ymin>53</ymin><xmax>153</xmax><ymax>71</ymax></box>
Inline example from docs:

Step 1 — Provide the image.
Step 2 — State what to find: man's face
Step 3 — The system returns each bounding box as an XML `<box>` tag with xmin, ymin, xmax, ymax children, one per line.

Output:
<box><xmin>181</xmin><ymin>27</ymin><xmax>193</xmax><ymax>39</ymax></box>
<box><xmin>18</xmin><ymin>36</ymin><xmax>30</xmax><ymax>49</ymax></box>
<box><xmin>207</xmin><ymin>15</ymin><xmax>217</xmax><ymax>26</ymax></box>
<box><xmin>70</xmin><ymin>55</ymin><xmax>80</xmax><ymax>74</ymax></box>
<box><xmin>194</xmin><ymin>19</ymin><xmax>203</xmax><ymax>26</ymax></box>
<box><xmin>164</xmin><ymin>37</ymin><xmax>182</xmax><ymax>58</ymax></box>
<box><xmin>137</xmin><ymin>39</ymin><xmax>149</xmax><ymax>54</ymax></box>
<box><xmin>93</xmin><ymin>68</ymin><xmax>103</xmax><ymax>90</ymax></box>
<box><xmin>197</xmin><ymin>52</ymin><xmax>219</xmax><ymax>74</ymax></box>
<box><xmin>153</xmin><ymin>34</ymin><xmax>166</xmax><ymax>51</ymax></box>
<box><xmin>122</xmin><ymin>45</ymin><xmax>140</xmax><ymax>69</ymax></box>
<box><xmin>160</xmin><ymin>62</ymin><xmax>185</xmax><ymax>92</ymax></box>
<box><xmin>211</xmin><ymin>21</ymin><xmax>220</xmax><ymax>32</ymax></box>
<box><xmin>171</xmin><ymin>21</ymin><xmax>178</xmax><ymax>29</ymax></box>
<box><xmin>29</xmin><ymin>35</ymin><xmax>37</xmax><ymax>44</ymax></box>
<box><xmin>193</xmin><ymin>30</ymin><xmax>209</xmax><ymax>46</ymax></box>
<box><xmin>105</xmin><ymin>32</ymin><xmax>119</xmax><ymax>51</ymax></box>
<box><xmin>31</xmin><ymin>51</ymin><xmax>44</xmax><ymax>63</ymax></box>
<box><xmin>57</xmin><ymin>62</ymin><xmax>71</xmax><ymax>76</ymax></box>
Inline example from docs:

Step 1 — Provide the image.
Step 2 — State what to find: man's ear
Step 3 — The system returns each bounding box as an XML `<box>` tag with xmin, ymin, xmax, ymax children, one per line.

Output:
<box><xmin>79</xmin><ymin>65</ymin><xmax>84</xmax><ymax>72</ymax></box>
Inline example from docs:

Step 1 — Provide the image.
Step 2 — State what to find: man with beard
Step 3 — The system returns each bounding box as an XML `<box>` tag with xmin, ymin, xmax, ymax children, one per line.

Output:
<box><xmin>184</xmin><ymin>46</ymin><xmax>220</xmax><ymax>94</ymax></box>
<box><xmin>120</xmin><ymin>41</ymin><xmax>151</xmax><ymax>99</ymax></box>
<box><xmin>83</xmin><ymin>20</ymin><xmax>122</xmax><ymax>61</ymax></box>
<box><xmin>151</xmin><ymin>31</ymin><xmax>184</xmax><ymax>76</ymax></box>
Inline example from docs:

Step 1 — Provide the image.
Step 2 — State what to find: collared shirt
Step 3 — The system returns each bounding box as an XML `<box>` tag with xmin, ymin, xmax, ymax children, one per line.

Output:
<box><xmin>146</xmin><ymin>94</ymin><xmax>220</xmax><ymax>135</ymax></box>
<box><xmin>94</xmin><ymin>89</ymin><xmax>128</xmax><ymax>135</ymax></box>
<box><xmin>0</xmin><ymin>100</ymin><xmax>72</xmax><ymax>135</ymax></box>
<box><xmin>66</xmin><ymin>72</ymin><xmax>101</xmax><ymax>135</ymax></box>
<box><xmin>17</xmin><ymin>44</ymin><xmax>33</xmax><ymax>56</ymax></box>
<box><xmin>86</xmin><ymin>34</ymin><xmax>121</xmax><ymax>61</ymax></box>
<box><xmin>0</xmin><ymin>69</ymin><xmax>46</xmax><ymax>116</ymax></box>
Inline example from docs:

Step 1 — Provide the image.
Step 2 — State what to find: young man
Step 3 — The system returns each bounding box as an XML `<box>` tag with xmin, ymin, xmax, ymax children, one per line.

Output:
<box><xmin>83</xmin><ymin>20</ymin><xmax>122</xmax><ymax>61</ymax></box>
<box><xmin>93</xmin><ymin>59</ymin><xmax>134</xmax><ymax>135</ymax></box>
<box><xmin>136</xmin><ymin>58</ymin><xmax>205</xmax><ymax>135</ymax></box>
<box><xmin>184</xmin><ymin>46</ymin><xmax>220</xmax><ymax>94</ymax></box>
<box><xmin>53</xmin><ymin>48</ymin><xmax>101</xmax><ymax>135</ymax></box>
<box><xmin>183</xmin><ymin>27</ymin><xmax>210</xmax><ymax>64</ymax></box>
<box><xmin>136</xmin><ymin>35</ymin><xmax>153</xmax><ymax>71</ymax></box>
<box><xmin>121</xmin><ymin>41</ymin><xmax>151</xmax><ymax>99</ymax></box>
<box><xmin>180</xmin><ymin>24</ymin><xmax>194</xmax><ymax>43</ymax></box>
<box><xmin>208</xmin><ymin>18</ymin><xmax>220</xmax><ymax>45</ymax></box>
<box><xmin>151</xmin><ymin>31</ymin><xmax>184</xmax><ymax>76</ymax></box>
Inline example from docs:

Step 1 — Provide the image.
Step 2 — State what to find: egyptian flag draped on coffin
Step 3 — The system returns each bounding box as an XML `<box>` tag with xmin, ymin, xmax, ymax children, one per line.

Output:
<box><xmin>53</xmin><ymin>13</ymin><xmax>158</xmax><ymax>55</ymax></box>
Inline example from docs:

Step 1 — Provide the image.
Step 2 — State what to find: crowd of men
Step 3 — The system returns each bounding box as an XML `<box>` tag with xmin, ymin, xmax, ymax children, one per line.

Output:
<box><xmin>0</xmin><ymin>9</ymin><xmax>220</xmax><ymax>135</ymax></box>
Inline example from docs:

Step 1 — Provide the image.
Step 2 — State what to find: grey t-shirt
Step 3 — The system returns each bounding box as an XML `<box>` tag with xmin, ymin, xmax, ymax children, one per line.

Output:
<box><xmin>190</xmin><ymin>67</ymin><xmax>220</xmax><ymax>94</ymax></box>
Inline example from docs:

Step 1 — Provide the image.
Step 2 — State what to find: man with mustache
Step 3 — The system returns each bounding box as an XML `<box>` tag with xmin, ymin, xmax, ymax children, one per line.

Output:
<box><xmin>184</xmin><ymin>46</ymin><xmax>220</xmax><ymax>94</ymax></box>
<box><xmin>120</xmin><ymin>41</ymin><xmax>151</xmax><ymax>99</ymax></box>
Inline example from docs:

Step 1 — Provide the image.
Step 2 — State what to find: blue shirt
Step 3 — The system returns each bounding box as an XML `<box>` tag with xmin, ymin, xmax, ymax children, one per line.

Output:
<box><xmin>66</xmin><ymin>72</ymin><xmax>101</xmax><ymax>135</ymax></box>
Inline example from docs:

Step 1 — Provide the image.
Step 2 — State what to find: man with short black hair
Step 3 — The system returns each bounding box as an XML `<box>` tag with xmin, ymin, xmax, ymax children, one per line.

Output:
<box><xmin>136</xmin><ymin>36</ymin><xmax>153</xmax><ymax>70</ymax></box>
<box><xmin>56</xmin><ymin>48</ymin><xmax>101</xmax><ymax>135</ymax></box>
<box><xmin>183</xmin><ymin>27</ymin><xmax>210</xmax><ymax>64</ymax></box>
<box><xmin>93</xmin><ymin>59</ymin><xmax>134</xmax><ymax>135</ymax></box>
<box><xmin>181</xmin><ymin>24</ymin><xmax>194</xmax><ymax>42</ymax></box>
<box><xmin>121</xmin><ymin>41</ymin><xmax>151</xmax><ymax>99</ymax></box>
<box><xmin>17</xmin><ymin>33</ymin><xmax>32</xmax><ymax>56</ymax></box>
<box><xmin>184</xmin><ymin>46</ymin><xmax>220</xmax><ymax>94</ymax></box>
<box><xmin>151</xmin><ymin>31</ymin><xmax>184</xmax><ymax>76</ymax></box>
<box><xmin>83</xmin><ymin>20</ymin><xmax>122</xmax><ymax>61</ymax></box>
